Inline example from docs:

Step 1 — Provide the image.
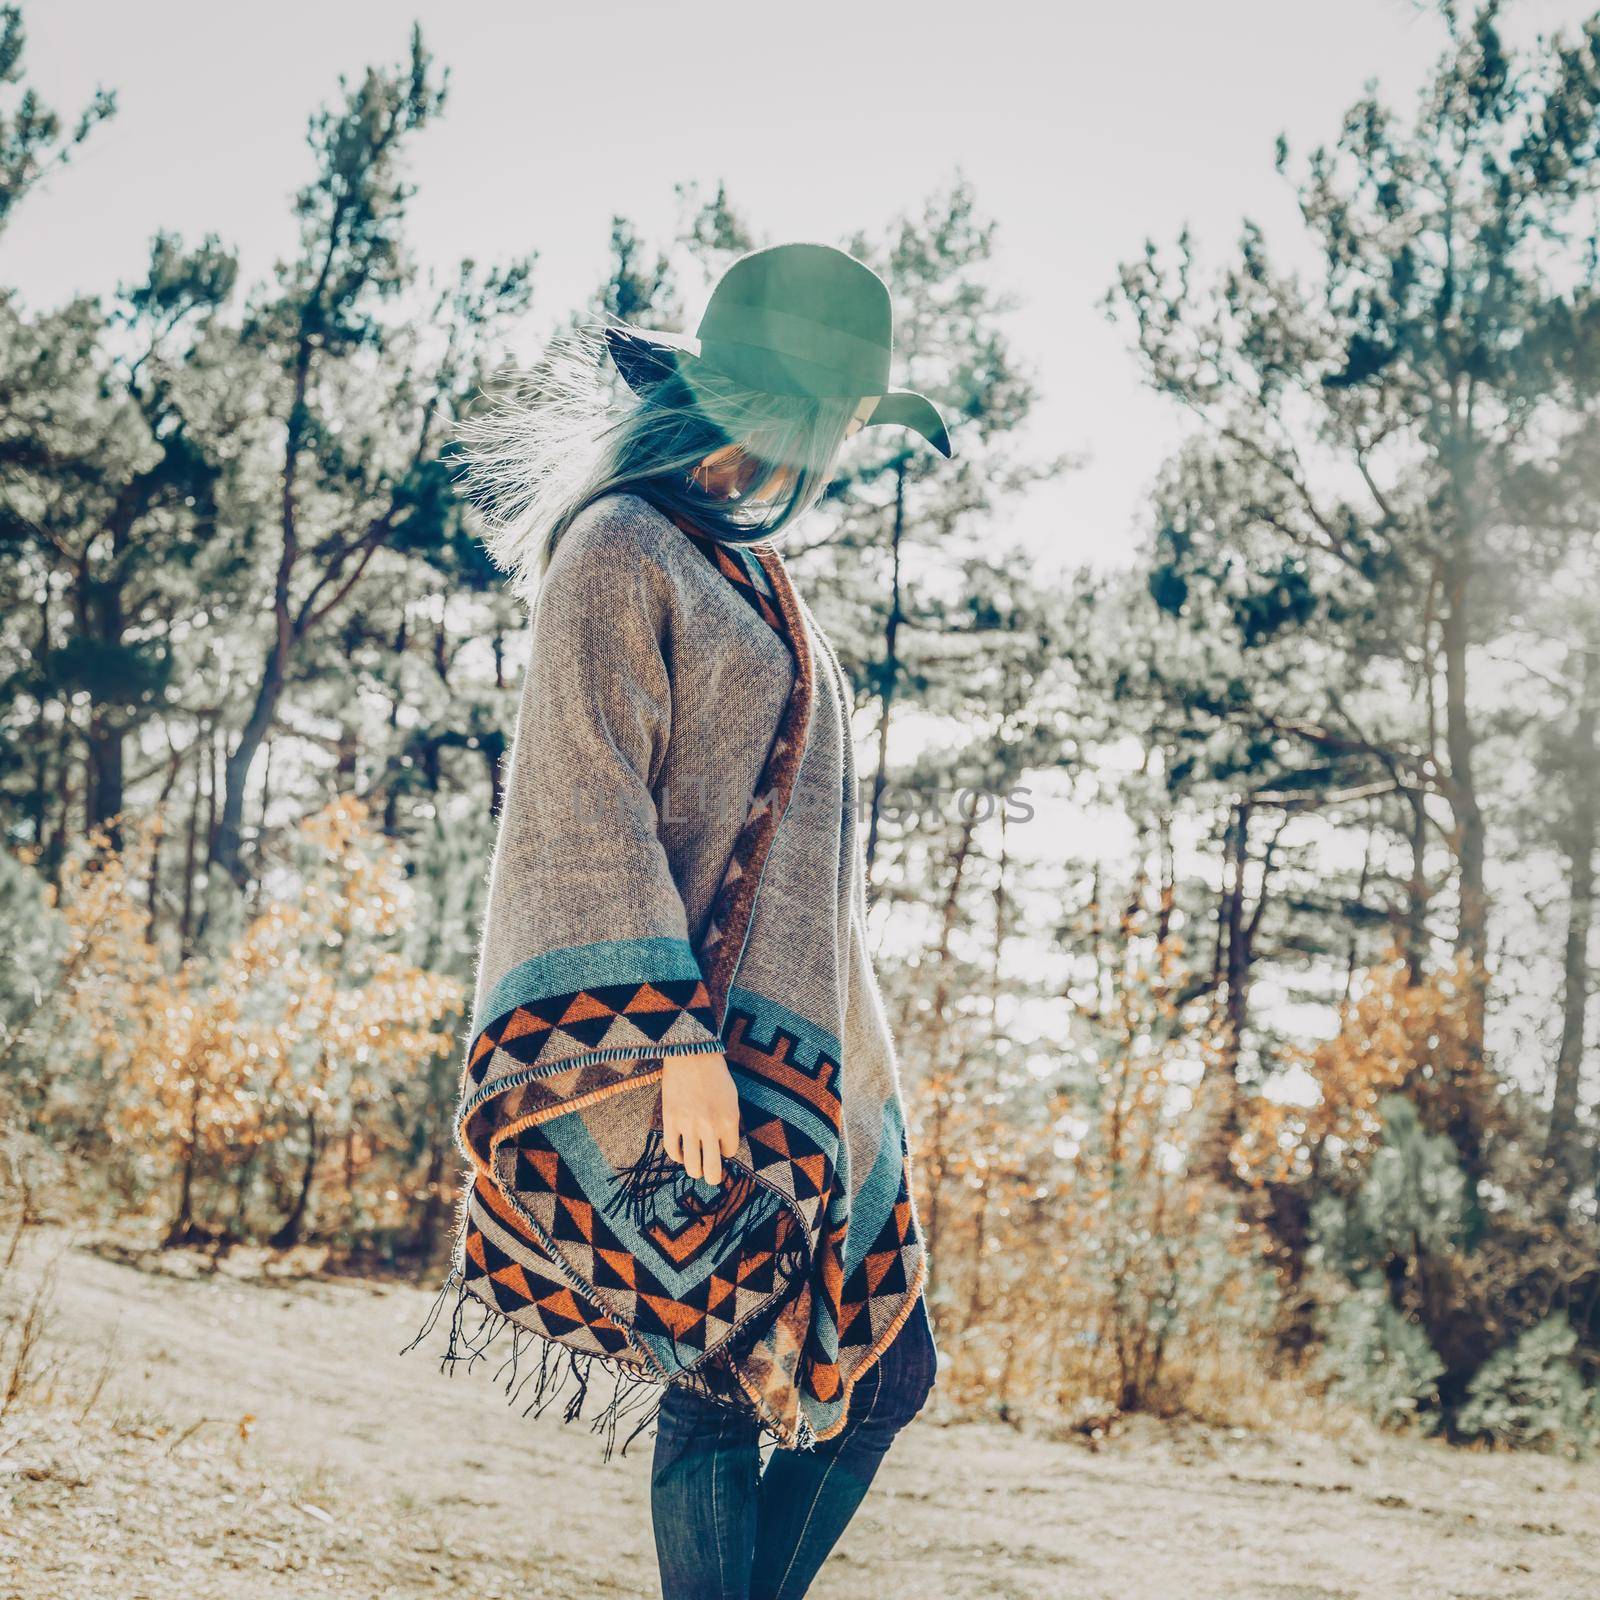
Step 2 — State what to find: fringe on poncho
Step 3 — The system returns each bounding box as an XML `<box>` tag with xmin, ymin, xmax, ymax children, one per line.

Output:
<box><xmin>407</xmin><ymin>491</ymin><xmax>930</xmax><ymax>1458</ymax></box>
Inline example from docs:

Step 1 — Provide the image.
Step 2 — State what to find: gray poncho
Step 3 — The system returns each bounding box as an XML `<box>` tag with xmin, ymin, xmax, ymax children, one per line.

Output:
<box><xmin>417</xmin><ymin>489</ymin><xmax>930</xmax><ymax>1457</ymax></box>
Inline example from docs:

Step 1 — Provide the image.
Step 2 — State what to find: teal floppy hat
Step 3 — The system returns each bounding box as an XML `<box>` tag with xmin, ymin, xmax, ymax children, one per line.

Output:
<box><xmin>604</xmin><ymin>242</ymin><xmax>953</xmax><ymax>459</ymax></box>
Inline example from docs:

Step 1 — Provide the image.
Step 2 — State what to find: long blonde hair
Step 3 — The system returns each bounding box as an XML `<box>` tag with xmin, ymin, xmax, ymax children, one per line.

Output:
<box><xmin>455</xmin><ymin>315</ymin><xmax>861</xmax><ymax>608</ymax></box>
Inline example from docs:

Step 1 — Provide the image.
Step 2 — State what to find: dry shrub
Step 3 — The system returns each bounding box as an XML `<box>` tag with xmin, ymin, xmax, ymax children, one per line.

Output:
<box><xmin>11</xmin><ymin>799</ymin><xmax>465</xmax><ymax>1258</ymax></box>
<box><xmin>912</xmin><ymin>886</ymin><xmax>1283</xmax><ymax>1432</ymax></box>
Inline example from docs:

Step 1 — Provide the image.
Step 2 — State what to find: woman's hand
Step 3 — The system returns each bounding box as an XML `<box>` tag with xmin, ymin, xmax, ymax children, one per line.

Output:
<box><xmin>661</xmin><ymin>1051</ymin><xmax>741</xmax><ymax>1185</ymax></box>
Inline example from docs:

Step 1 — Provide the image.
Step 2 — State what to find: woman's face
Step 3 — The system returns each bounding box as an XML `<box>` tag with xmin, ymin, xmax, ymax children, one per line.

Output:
<box><xmin>696</xmin><ymin>396</ymin><xmax>879</xmax><ymax>502</ymax></box>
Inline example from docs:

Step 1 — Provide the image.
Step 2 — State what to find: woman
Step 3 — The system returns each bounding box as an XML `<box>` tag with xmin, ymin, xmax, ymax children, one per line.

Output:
<box><xmin>428</xmin><ymin>242</ymin><xmax>953</xmax><ymax>1600</ymax></box>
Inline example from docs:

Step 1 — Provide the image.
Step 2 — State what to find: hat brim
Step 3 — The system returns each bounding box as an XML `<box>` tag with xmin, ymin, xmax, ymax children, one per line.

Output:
<box><xmin>862</xmin><ymin>390</ymin><xmax>952</xmax><ymax>458</ymax></box>
<box><xmin>604</xmin><ymin>322</ymin><xmax>702</xmax><ymax>395</ymax></box>
<box><xmin>603</xmin><ymin>321</ymin><xmax>954</xmax><ymax>460</ymax></box>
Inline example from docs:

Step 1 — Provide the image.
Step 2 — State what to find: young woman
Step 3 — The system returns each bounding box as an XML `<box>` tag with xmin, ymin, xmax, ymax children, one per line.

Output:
<box><xmin>438</xmin><ymin>242</ymin><xmax>953</xmax><ymax>1600</ymax></box>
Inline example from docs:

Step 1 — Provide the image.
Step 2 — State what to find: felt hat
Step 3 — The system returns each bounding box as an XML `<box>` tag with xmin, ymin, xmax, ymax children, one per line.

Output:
<box><xmin>604</xmin><ymin>241</ymin><xmax>953</xmax><ymax>458</ymax></box>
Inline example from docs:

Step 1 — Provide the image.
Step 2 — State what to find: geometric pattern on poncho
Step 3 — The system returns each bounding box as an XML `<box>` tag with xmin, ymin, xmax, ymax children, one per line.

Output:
<box><xmin>421</xmin><ymin>508</ymin><xmax>929</xmax><ymax>1459</ymax></box>
<box><xmin>716</xmin><ymin>993</ymin><xmax>926</xmax><ymax>1427</ymax></box>
<box><xmin>465</xmin><ymin>976</ymin><xmax>720</xmax><ymax>1094</ymax></box>
<box><xmin>453</xmin><ymin>980</ymin><xmax>926</xmax><ymax>1439</ymax></box>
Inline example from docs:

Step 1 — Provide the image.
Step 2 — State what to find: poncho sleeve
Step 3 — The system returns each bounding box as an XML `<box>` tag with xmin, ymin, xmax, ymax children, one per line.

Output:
<box><xmin>461</xmin><ymin>505</ymin><xmax>725</xmax><ymax>1110</ymax></box>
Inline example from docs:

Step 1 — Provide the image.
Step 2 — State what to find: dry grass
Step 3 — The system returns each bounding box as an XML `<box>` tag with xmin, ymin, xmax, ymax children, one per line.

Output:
<box><xmin>2</xmin><ymin>1224</ymin><xmax>1598</xmax><ymax>1599</ymax></box>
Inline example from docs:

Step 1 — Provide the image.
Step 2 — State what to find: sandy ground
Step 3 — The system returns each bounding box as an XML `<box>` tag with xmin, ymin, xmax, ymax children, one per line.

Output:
<box><xmin>2</xmin><ymin>1230</ymin><xmax>1598</xmax><ymax>1600</ymax></box>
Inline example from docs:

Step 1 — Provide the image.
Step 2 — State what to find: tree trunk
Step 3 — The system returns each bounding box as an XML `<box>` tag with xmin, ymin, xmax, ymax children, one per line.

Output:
<box><xmin>212</xmin><ymin>647</ymin><xmax>288</xmax><ymax>885</ymax></box>
<box><xmin>483</xmin><ymin>728</ymin><xmax>507</xmax><ymax>820</ymax></box>
<box><xmin>212</xmin><ymin>336</ymin><xmax>312</xmax><ymax>886</ymax></box>
<box><xmin>1547</xmin><ymin>646</ymin><xmax>1598</xmax><ymax>1190</ymax></box>
<box><xmin>258</xmin><ymin>738</ymin><xmax>274</xmax><ymax>847</ymax></box>
<box><xmin>1404</xmin><ymin>785</ymin><xmax>1430</xmax><ymax>985</ymax></box>
<box><xmin>864</xmin><ymin>459</ymin><xmax>907</xmax><ymax>878</ymax></box>
<box><xmin>1205</xmin><ymin>803</ymin><xmax>1250</xmax><ymax>1179</ymax></box>
<box><xmin>44</xmin><ymin>716</ymin><xmax>74</xmax><ymax>881</ymax></box>
<box><xmin>919</xmin><ymin>814</ymin><xmax>973</xmax><ymax>1304</ymax></box>
<box><xmin>1441</xmin><ymin>567</ymin><xmax>1488</xmax><ymax>1035</ymax></box>
<box><xmin>336</xmin><ymin>722</ymin><xmax>358</xmax><ymax>791</ymax></box>
<box><xmin>164</xmin><ymin>1080</ymin><xmax>203</xmax><ymax>1248</ymax></box>
<box><xmin>76</xmin><ymin>547</ymin><xmax>128</xmax><ymax>846</ymax></box>
<box><xmin>270</xmin><ymin>1110</ymin><xmax>321</xmax><ymax>1250</ymax></box>
<box><xmin>84</xmin><ymin>701</ymin><xmax>125</xmax><ymax>847</ymax></box>
<box><xmin>384</xmin><ymin>615</ymin><xmax>406</xmax><ymax>836</ymax></box>
<box><xmin>145</xmin><ymin>744</ymin><xmax>187</xmax><ymax>946</ymax></box>
<box><xmin>1439</xmin><ymin>538</ymin><xmax>1491</xmax><ymax>1185</ymax></box>
<box><xmin>964</xmin><ymin>813</ymin><xmax>1010</xmax><ymax>1331</ymax></box>
<box><xmin>408</xmin><ymin>1139</ymin><xmax>451</xmax><ymax>1266</ymax></box>
<box><xmin>28</xmin><ymin>592</ymin><xmax>53</xmax><ymax>850</ymax></box>
<box><xmin>179</xmin><ymin>732</ymin><xmax>203</xmax><ymax>958</ymax></box>
<box><xmin>1223</xmin><ymin>803</ymin><xmax>1253</xmax><ymax>1048</ymax></box>
<box><xmin>1205</xmin><ymin>801</ymin><xmax>1284</xmax><ymax>1181</ymax></box>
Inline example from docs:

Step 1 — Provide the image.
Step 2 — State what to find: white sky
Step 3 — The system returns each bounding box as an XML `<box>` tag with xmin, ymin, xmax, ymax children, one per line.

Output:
<box><xmin>12</xmin><ymin>0</ymin><xmax>1595</xmax><ymax>572</ymax></box>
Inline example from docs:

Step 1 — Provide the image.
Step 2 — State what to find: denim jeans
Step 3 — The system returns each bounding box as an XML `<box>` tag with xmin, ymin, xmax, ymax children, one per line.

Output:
<box><xmin>650</xmin><ymin>1292</ymin><xmax>939</xmax><ymax>1600</ymax></box>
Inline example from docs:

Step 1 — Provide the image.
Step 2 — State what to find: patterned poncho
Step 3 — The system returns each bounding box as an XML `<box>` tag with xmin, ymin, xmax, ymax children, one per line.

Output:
<box><xmin>410</xmin><ymin>490</ymin><xmax>930</xmax><ymax>1458</ymax></box>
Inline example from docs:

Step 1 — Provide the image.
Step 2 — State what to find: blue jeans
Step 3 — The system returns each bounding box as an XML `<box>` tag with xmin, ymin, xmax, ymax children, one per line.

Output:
<box><xmin>650</xmin><ymin>1292</ymin><xmax>939</xmax><ymax>1600</ymax></box>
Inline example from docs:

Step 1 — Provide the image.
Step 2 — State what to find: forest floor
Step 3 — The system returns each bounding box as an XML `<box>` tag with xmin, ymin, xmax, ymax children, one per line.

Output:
<box><xmin>1</xmin><ymin>1228</ymin><xmax>1597</xmax><ymax>1600</ymax></box>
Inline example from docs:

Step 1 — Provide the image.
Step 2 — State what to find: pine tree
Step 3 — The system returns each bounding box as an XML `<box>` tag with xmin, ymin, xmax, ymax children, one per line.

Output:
<box><xmin>1106</xmin><ymin>2</ymin><xmax>1600</xmax><ymax>1178</ymax></box>
<box><xmin>0</xmin><ymin>3</ymin><xmax>112</xmax><ymax>234</ymax></box>
<box><xmin>208</xmin><ymin>28</ymin><xmax>531</xmax><ymax>883</ymax></box>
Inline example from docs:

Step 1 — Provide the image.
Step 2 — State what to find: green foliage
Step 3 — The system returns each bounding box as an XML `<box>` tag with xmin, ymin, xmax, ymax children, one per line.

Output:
<box><xmin>1306</xmin><ymin>1095</ymin><xmax>1472</xmax><ymax>1430</ymax></box>
<box><xmin>0</xmin><ymin>846</ymin><xmax>67</xmax><ymax>1091</ymax></box>
<box><xmin>40</xmin><ymin>636</ymin><xmax>172</xmax><ymax>708</ymax></box>
<box><xmin>0</xmin><ymin>3</ymin><xmax>114</xmax><ymax>234</ymax></box>
<box><xmin>282</xmin><ymin>24</ymin><xmax>448</xmax><ymax>348</ymax></box>
<box><xmin>1102</xmin><ymin>1</ymin><xmax>1600</xmax><ymax>1091</ymax></box>
<box><xmin>1098</xmin><ymin>3</ymin><xmax>1600</xmax><ymax>1447</ymax></box>
<box><xmin>1456</xmin><ymin>1315</ymin><xmax>1600</xmax><ymax>1456</ymax></box>
<box><xmin>1310</xmin><ymin>1095</ymin><xmax>1470</xmax><ymax>1274</ymax></box>
<box><xmin>1313</xmin><ymin>1275</ymin><xmax>1445</xmax><ymax>1431</ymax></box>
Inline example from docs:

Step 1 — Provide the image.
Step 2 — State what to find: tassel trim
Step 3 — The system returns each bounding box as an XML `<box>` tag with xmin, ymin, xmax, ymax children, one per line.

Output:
<box><xmin>401</xmin><ymin>1263</ymin><xmax>814</xmax><ymax>1463</ymax></box>
<box><xmin>401</xmin><ymin>1269</ymin><xmax>666</xmax><ymax>1462</ymax></box>
<box><xmin>406</xmin><ymin>1127</ymin><xmax>817</xmax><ymax>1462</ymax></box>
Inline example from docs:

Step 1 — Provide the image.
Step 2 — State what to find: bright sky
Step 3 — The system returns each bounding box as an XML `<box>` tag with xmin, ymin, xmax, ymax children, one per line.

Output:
<box><xmin>13</xmin><ymin>0</ymin><xmax>1595</xmax><ymax>574</ymax></box>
